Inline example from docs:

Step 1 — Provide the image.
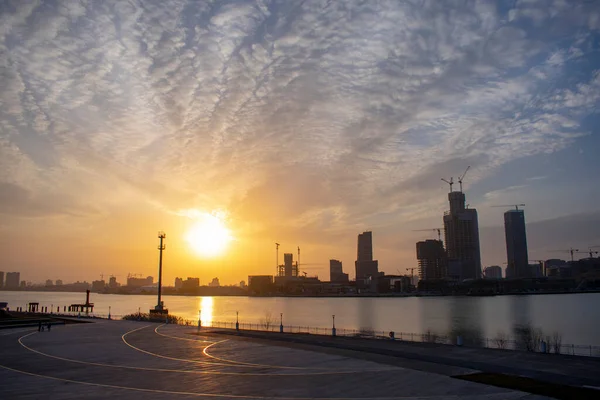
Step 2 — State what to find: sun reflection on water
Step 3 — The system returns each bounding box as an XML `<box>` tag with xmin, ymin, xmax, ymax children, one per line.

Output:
<box><xmin>200</xmin><ymin>297</ymin><xmax>213</xmax><ymax>326</ymax></box>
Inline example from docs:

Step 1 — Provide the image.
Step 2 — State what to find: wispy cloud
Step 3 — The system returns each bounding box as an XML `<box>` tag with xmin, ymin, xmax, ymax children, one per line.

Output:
<box><xmin>0</xmin><ymin>0</ymin><xmax>599</xmax><ymax>254</ymax></box>
<box><xmin>484</xmin><ymin>185</ymin><xmax>529</xmax><ymax>201</ymax></box>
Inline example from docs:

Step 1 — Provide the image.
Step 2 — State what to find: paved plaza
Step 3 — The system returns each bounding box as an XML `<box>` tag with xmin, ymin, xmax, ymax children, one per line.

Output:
<box><xmin>0</xmin><ymin>321</ymin><xmax>567</xmax><ymax>399</ymax></box>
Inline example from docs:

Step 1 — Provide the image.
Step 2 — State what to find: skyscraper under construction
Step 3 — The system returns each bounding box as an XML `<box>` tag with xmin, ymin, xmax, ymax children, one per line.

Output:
<box><xmin>443</xmin><ymin>191</ymin><xmax>481</xmax><ymax>280</ymax></box>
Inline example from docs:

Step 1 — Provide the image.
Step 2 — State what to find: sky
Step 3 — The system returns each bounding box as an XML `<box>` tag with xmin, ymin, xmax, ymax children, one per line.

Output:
<box><xmin>1</xmin><ymin>0</ymin><xmax>600</xmax><ymax>285</ymax></box>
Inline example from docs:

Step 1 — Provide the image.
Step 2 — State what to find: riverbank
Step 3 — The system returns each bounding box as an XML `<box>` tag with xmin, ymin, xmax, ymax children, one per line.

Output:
<box><xmin>4</xmin><ymin>288</ymin><xmax>600</xmax><ymax>297</ymax></box>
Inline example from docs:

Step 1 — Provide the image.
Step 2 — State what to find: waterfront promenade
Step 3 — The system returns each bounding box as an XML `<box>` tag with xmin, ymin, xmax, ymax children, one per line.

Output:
<box><xmin>0</xmin><ymin>320</ymin><xmax>597</xmax><ymax>399</ymax></box>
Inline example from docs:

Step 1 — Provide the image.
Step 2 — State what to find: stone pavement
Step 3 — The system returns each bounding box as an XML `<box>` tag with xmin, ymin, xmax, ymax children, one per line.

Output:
<box><xmin>0</xmin><ymin>321</ymin><xmax>554</xmax><ymax>399</ymax></box>
<box><xmin>206</xmin><ymin>328</ymin><xmax>600</xmax><ymax>388</ymax></box>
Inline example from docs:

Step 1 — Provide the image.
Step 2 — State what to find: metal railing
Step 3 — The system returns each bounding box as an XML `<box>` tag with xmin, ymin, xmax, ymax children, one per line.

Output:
<box><xmin>8</xmin><ymin>309</ymin><xmax>600</xmax><ymax>358</ymax></box>
<box><xmin>172</xmin><ymin>318</ymin><xmax>600</xmax><ymax>358</ymax></box>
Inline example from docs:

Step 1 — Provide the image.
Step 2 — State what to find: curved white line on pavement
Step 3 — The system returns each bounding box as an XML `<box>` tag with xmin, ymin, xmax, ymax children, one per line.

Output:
<box><xmin>201</xmin><ymin>339</ymin><xmax>330</xmax><ymax>370</ymax></box>
<box><xmin>153</xmin><ymin>325</ymin><xmax>218</xmax><ymax>343</ymax></box>
<box><xmin>17</xmin><ymin>330</ymin><xmax>338</xmax><ymax>377</ymax></box>
<box><xmin>155</xmin><ymin>324</ymin><xmax>394</xmax><ymax>373</ymax></box>
<box><xmin>124</xmin><ymin>326</ymin><xmax>396</xmax><ymax>375</ymax></box>
<box><xmin>0</xmin><ymin>361</ymin><xmax>481</xmax><ymax>400</ymax></box>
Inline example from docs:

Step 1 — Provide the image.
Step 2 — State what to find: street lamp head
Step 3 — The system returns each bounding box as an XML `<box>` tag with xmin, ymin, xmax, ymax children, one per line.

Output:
<box><xmin>158</xmin><ymin>231</ymin><xmax>166</xmax><ymax>239</ymax></box>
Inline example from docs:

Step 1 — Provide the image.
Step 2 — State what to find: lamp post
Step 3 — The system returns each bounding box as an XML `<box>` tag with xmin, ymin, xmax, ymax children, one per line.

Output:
<box><xmin>280</xmin><ymin>313</ymin><xmax>283</xmax><ymax>333</ymax></box>
<box><xmin>155</xmin><ymin>231</ymin><xmax>166</xmax><ymax>313</ymax></box>
<box><xmin>332</xmin><ymin>314</ymin><xmax>336</xmax><ymax>337</ymax></box>
<box><xmin>236</xmin><ymin>311</ymin><xmax>239</xmax><ymax>331</ymax></box>
<box><xmin>108</xmin><ymin>306</ymin><xmax>112</xmax><ymax>320</ymax></box>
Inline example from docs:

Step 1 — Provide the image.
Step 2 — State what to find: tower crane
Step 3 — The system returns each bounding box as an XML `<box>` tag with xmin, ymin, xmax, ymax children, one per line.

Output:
<box><xmin>457</xmin><ymin>166</ymin><xmax>470</xmax><ymax>192</ymax></box>
<box><xmin>550</xmin><ymin>248</ymin><xmax>579</xmax><ymax>262</ymax></box>
<box><xmin>491</xmin><ymin>204</ymin><xmax>526</xmax><ymax>210</ymax></box>
<box><xmin>576</xmin><ymin>249</ymin><xmax>598</xmax><ymax>259</ymax></box>
<box><xmin>275</xmin><ymin>242</ymin><xmax>280</xmax><ymax>275</ymax></box>
<box><xmin>587</xmin><ymin>246</ymin><xmax>600</xmax><ymax>258</ymax></box>
<box><xmin>412</xmin><ymin>228</ymin><xmax>443</xmax><ymax>241</ymax></box>
<box><xmin>441</xmin><ymin>177</ymin><xmax>454</xmax><ymax>192</ymax></box>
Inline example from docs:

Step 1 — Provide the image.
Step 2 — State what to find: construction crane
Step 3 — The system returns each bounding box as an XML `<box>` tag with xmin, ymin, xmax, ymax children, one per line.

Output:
<box><xmin>457</xmin><ymin>166</ymin><xmax>470</xmax><ymax>192</ymax></box>
<box><xmin>275</xmin><ymin>243</ymin><xmax>280</xmax><ymax>275</ymax></box>
<box><xmin>441</xmin><ymin>176</ymin><xmax>454</xmax><ymax>192</ymax></box>
<box><xmin>491</xmin><ymin>204</ymin><xmax>526</xmax><ymax>210</ymax></box>
<box><xmin>412</xmin><ymin>228</ymin><xmax>443</xmax><ymax>241</ymax></box>
<box><xmin>550</xmin><ymin>248</ymin><xmax>579</xmax><ymax>262</ymax></box>
<box><xmin>579</xmin><ymin>249</ymin><xmax>598</xmax><ymax>259</ymax></box>
<box><xmin>588</xmin><ymin>246</ymin><xmax>600</xmax><ymax>258</ymax></box>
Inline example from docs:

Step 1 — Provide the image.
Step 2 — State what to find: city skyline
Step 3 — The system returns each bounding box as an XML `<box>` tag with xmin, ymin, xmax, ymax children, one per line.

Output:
<box><xmin>1</xmin><ymin>1</ymin><xmax>600</xmax><ymax>284</ymax></box>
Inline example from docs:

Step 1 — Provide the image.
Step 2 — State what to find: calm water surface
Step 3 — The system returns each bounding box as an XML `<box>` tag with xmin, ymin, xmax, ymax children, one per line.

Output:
<box><xmin>2</xmin><ymin>291</ymin><xmax>599</xmax><ymax>346</ymax></box>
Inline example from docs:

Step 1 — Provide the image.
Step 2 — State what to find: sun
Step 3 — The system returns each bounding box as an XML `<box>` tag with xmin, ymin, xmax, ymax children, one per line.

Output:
<box><xmin>185</xmin><ymin>212</ymin><xmax>232</xmax><ymax>257</ymax></box>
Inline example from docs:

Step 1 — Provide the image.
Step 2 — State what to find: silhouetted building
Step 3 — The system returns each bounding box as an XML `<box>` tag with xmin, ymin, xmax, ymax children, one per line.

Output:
<box><xmin>91</xmin><ymin>280</ymin><xmax>105</xmax><ymax>292</ymax></box>
<box><xmin>357</xmin><ymin>231</ymin><xmax>373</xmax><ymax>262</ymax></box>
<box><xmin>107</xmin><ymin>276</ymin><xmax>118</xmax><ymax>289</ymax></box>
<box><xmin>248</xmin><ymin>275</ymin><xmax>274</xmax><ymax>294</ymax></box>
<box><xmin>5</xmin><ymin>272</ymin><xmax>20</xmax><ymax>289</ymax></box>
<box><xmin>174</xmin><ymin>277</ymin><xmax>183</xmax><ymax>290</ymax></box>
<box><xmin>239</xmin><ymin>280</ymin><xmax>246</xmax><ymax>288</ymax></box>
<box><xmin>127</xmin><ymin>276</ymin><xmax>153</xmax><ymax>288</ymax></box>
<box><xmin>530</xmin><ymin>262</ymin><xmax>544</xmax><ymax>278</ymax></box>
<box><xmin>504</xmin><ymin>209</ymin><xmax>529</xmax><ymax>278</ymax></box>
<box><xmin>0</xmin><ymin>271</ymin><xmax>4</xmax><ymax>288</ymax></box>
<box><xmin>484</xmin><ymin>265</ymin><xmax>502</xmax><ymax>279</ymax></box>
<box><xmin>209</xmin><ymin>277</ymin><xmax>220</xmax><ymax>287</ymax></box>
<box><xmin>55</xmin><ymin>279</ymin><xmax>63</xmax><ymax>286</ymax></box>
<box><xmin>355</xmin><ymin>231</ymin><xmax>379</xmax><ymax>280</ymax></box>
<box><xmin>182</xmin><ymin>277</ymin><xmax>200</xmax><ymax>290</ymax></box>
<box><xmin>284</xmin><ymin>253</ymin><xmax>293</xmax><ymax>277</ymax></box>
<box><xmin>545</xmin><ymin>259</ymin><xmax>568</xmax><ymax>277</ymax></box>
<box><xmin>416</xmin><ymin>240</ymin><xmax>447</xmax><ymax>281</ymax></box>
<box><xmin>329</xmin><ymin>259</ymin><xmax>349</xmax><ymax>283</ymax></box>
<box><xmin>443</xmin><ymin>191</ymin><xmax>481</xmax><ymax>280</ymax></box>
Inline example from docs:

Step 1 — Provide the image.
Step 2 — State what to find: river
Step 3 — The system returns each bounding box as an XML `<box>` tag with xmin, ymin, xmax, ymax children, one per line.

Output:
<box><xmin>1</xmin><ymin>291</ymin><xmax>599</xmax><ymax>346</ymax></box>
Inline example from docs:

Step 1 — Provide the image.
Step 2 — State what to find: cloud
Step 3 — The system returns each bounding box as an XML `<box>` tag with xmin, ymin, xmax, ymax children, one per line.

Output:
<box><xmin>483</xmin><ymin>185</ymin><xmax>529</xmax><ymax>201</ymax></box>
<box><xmin>0</xmin><ymin>0</ymin><xmax>598</xmax><ymax>241</ymax></box>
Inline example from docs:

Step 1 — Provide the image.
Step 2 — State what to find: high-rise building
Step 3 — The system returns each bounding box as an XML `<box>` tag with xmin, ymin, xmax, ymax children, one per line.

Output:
<box><xmin>330</xmin><ymin>259</ymin><xmax>349</xmax><ymax>283</ymax></box>
<box><xmin>355</xmin><ymin>231</ymin><xmax>379</xmax><ymax>280</ymax></box>
<box><xmin>504</xmin><ymin>209</ymin><xmax>529</xmax><ymax>278</ymax></box>
<box><xmin>416</xmin><ymin>240</ymin><xmax>447</xmax><ymax>281</ymax></box>
<box><xmin>5</xmin><ymin>272</ymin><xmax>20</xmax><ymax>289</ymax></box>
<box><xmin>107</xmin><ymin>277</ymin><xmax>117</xmax><ymax>289</ymax></box>
<box><xmin>55</xmin><ymin>279</ymin><xmax>63</xmax><ymax>286</ymax></box>
<box><xmin>484</xmin><ymin>265</ymin><xmax>502</xmax><ymax>279</ymax></box>
<box><xmin>443</xmin><ymin>191</ymin><xmax>481</xmax><ymax>280</ymax></box>
<box><xmin>0</xmin><ymin>271</ymin><xmax>4</xmax><ymax>288</ymax></box>
<box><xmin>357</xmin><ymin>231</ymin><xmax>373</xmax><ymax>262</ymax></box>
<box><xmin>174</xmin><ymin>277</ymin><xmax>183</xmax><ymax>290</ymax></box>
<box><xmin>284</xmin><ymin>253</ymin><xmax>294</xmax><ymax>277</ymax></box>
